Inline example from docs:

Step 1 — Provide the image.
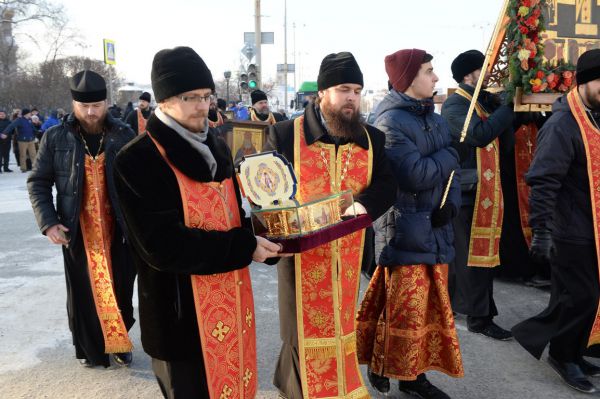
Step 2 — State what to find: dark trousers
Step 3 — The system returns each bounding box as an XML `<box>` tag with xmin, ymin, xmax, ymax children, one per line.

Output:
<box><xmin>513</xmin><ymin>241</ymin><xmax>600</xmax><ymax>362</ymax></box>
<box><xmin>361</xmin><ymin>227</ymin><xmax>376</xmax><ymax>278</ymax></box>
<box><xmin>0</xmin><ymin>137</ymin><xmax>10</xmax><ymax>170</ymax></box>
<box><xmin>449</xmin><ymin>204</ymin><xmax>498</xmax><ymax>326</ymax></box>
<box><xmin>152</xmin><ymin>358</ymin><xmax>210</xmax><ymax>399</ymax></box>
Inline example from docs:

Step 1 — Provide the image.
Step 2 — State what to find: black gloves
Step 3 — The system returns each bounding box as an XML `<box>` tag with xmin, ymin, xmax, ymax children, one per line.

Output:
<box><xmin>431</xmin><ymin>203</ymin><xmax>457</xmax><ymax>228</ymax></box>
<box><xmin>530</xmin><ymin>228</ymin><xmax>555</xmax><ymax>264</ymax></box>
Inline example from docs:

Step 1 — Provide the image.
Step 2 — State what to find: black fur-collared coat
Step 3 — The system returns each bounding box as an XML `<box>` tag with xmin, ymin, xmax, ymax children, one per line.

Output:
<box><xmin>113</xmin><ymin>113</ymin><xmax>257</xmax><ymax>361</ymax></box>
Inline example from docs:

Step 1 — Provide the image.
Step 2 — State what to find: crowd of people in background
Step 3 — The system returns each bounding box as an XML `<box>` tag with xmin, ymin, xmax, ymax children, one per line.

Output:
<box><xmin>0</xmin><ymin>107</ymin><xmax>66</xmax><ymax>173</ymax></box>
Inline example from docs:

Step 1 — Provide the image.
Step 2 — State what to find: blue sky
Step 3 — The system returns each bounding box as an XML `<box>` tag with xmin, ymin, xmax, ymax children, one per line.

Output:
<box><xmin>27</xmin><ymin>0</ymin><xmax>502</xmax><ymax>91</ymax></box>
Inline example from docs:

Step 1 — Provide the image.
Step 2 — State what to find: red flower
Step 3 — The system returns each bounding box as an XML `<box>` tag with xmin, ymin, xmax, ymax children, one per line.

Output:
<box><xmin>536</xmin><ymin>70</ymin><xmax>545</xmax><ymax>80</ymax></box>
<box><xmin>529</xmin><ymin>59</ymin><xmax>537</xmax><ymax>69</ymax></box>
<box><xmin>563</xmin><ymin>71</ymin><xmax>573</xmax><ymax>79</ymax></box>
<box><xmin>526</xmin><ymin>16</ymin><xmax>537</xmax><ymax>27</ymax></box>
<box><xmin>519</xmin><ymin>26</ymin><xmax>529</xmax><ymax>34</ymax></box>
<box><xmin>563</xmin><ymin>78</ymin><xmax>573</xmax><ymax>87</ymax></box>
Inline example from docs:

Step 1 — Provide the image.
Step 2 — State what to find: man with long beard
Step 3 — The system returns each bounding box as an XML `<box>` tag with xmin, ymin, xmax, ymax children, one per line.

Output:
<box><xmin>125</xmin><ymin>91</ymin><xmax>152</xmax><ymax>134</ymax></box>
<box><xmin>113</xmin><ymin>46</ymin><xmax>283</xmax><ymax>398</ymax></box>
<box><xmin>28</xmin><ymin>70</ymin><xmax>137</xmax><ymax>368</ymax></box>
<box><xmin>248</xmin><ymin>89</ymin><xmax>286</xmax><ymax>124</ymax></box>
<box><xmin>265</xmin><ymin>51</ymin><xmax>396</xmax><ymax>399</ymax></box>
<box><xmin>512</xmin><ymin>49</ymin><xmax>600</xmax><ymax>394</ymax></box>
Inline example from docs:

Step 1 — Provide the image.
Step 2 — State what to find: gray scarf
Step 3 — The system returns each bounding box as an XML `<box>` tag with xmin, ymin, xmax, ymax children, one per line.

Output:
<box><xmin>155</xmin><ymin>107</ymin><xmax>217</xmax><ymax>179</ymax></box>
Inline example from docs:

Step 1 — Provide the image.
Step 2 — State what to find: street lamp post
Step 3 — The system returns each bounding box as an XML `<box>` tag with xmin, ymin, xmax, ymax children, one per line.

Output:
<box><xmin>224</xmin><ymin>70</ymin><xmax>231</xmax><ymax>104</ymax></box>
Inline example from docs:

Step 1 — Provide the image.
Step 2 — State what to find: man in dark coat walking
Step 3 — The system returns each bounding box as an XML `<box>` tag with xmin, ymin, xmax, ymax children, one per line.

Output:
<box><xmin>113</xmin><ymin>46</ymin><xmax>282</xmax><ymax>399</ymax></box>
<box><xmin>27</xmin><ymin>70</ymin><xmax>137</xmax><ymax>368</ymax></box>
<box><xmin>441</xmin><ymin>50</ymin><xmax>514</xmax><ymax>340</ymax></box>
<box><xmin>125</xmin><ymin>91</ymin><xmax>153</xmax><ymax>134</ymax></box>
<box><xmin>512</xmin><ymin>49</ymin><xmax>600</xmax><ymax>394</ymax></box>
<box><xmin>0</xmin><ymin>109</ymin><xmax>13</xmax><ymax>172</ymax></box>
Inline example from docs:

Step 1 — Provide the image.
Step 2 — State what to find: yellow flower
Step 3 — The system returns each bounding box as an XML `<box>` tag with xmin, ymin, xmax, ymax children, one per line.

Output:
<box><xmin>518</xmin><ymin>6</ymin><xmax>530</xmax><ymax>17</ymax></box>
<box><xmin>529</xmin><ymin>78</ymin><xmax>542</xmax><ymax>86</ymax></box>
<box><xmin>518</xmin><ymin>49</ymin><xmax>531</xmax><ymax>61</ymax></box>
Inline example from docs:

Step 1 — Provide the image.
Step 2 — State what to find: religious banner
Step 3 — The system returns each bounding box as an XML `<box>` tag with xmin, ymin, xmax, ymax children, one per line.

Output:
<box><xmin>514</xmin><ymin>123</ymin><xmax>538</xmax><ymax>247</ymax></box>
<box><xmin>543</xmin><ymin>0</ymin><xmax>600</xmax><ymax>64</ymax></box>
<box><xmin>507</xmin><ymin>0</ymin><xmax>600</xmax><ymax>99</ymax></box>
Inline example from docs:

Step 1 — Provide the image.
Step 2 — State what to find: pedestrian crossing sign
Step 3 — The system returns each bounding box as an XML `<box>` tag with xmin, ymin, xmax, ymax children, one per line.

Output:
<box><xmin>103</xmin><ymin>39</ymin><xmax>116</xmax><ymax>65</ymax></box>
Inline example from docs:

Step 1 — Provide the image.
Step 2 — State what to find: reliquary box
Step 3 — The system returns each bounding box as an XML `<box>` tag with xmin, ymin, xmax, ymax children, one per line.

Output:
<box><xmin>238</xmin><ymin>151</ymin><xmax>371</xmax><ymax>253</ymax></box>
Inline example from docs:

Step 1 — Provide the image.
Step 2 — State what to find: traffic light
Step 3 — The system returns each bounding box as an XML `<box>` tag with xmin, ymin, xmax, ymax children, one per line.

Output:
<box><xmin>247</xmin><ymin>64</ymin><xmax>258</xmax><ymax>89</ymax></box>
<box><xmin>239</xmin><ymin>73</ymin><xmax>249</xmax><ymax>91</ymax></box>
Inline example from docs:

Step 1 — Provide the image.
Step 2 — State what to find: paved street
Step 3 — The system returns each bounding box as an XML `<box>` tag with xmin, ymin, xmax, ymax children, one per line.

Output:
<box><xmin>0</xmin><ymin>168</ymin><xmax>595</xmax><ymax>398</ymax></box>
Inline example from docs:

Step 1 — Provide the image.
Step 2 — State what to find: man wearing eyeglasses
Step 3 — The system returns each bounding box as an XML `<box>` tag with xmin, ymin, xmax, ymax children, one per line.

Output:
<box><xmin>113</xmin><ymin>46</ymin><xmax>284</xmax><ymax>398</ymax></box>
<box><xmin>249</xmin><ymin>89</ymin><xmax>286</xmax><ymax>124</ymax></box>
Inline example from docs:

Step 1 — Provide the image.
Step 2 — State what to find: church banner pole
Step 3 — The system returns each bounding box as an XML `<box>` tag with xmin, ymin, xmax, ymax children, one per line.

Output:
<box><xmin>440</xmin><ymin>0</ymin><xmax>510</xmax><ymax>208</ymax></box>
<box><xmin>459</xmin><ymin>0</ymin><xmax>510</xmax><ymax>143</ymax></box>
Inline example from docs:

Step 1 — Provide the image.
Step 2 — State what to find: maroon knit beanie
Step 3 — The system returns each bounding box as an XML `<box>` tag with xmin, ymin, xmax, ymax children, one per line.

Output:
<box><xmin>385</xmin><ymin>48</ymin><xmax>427</xmax><ymax>92</ymax></box>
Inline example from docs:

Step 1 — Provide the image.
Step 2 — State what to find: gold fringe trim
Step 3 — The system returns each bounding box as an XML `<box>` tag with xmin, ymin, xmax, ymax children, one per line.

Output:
<box><xmin>305</xmin><ymin>345</ymin><xmax>337</xmax><ymax>360</ymax></box>
<box><xmin>104</xmin><ymin>343</ymin><xmax>133</xmax><ymax>353</ymax></box>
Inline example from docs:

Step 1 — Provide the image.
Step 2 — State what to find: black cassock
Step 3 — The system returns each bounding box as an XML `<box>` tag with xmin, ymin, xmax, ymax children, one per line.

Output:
<box><xmin>512</xmin><ymin>241</ymin><xmax>600</xmax><ymax>361</ymax></box>
<box><xmin>62</xmin><ymin>222</ymin><xmax>136</xmax><ymax>367</ymax></box>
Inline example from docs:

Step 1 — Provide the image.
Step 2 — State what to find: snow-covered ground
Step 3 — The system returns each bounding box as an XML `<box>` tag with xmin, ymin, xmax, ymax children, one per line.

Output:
<box><xmin>0</xmin><ymin>163</ymin><xmax>593</xmax><ymax>399</ymax></box>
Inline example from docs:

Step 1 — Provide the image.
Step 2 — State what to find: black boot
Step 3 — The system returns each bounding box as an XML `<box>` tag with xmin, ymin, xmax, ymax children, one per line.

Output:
<box><xmin>398</xmin><ymin>374</ymin><xmax>451</xmax><ymax>399</ymax></box>
<box><xmin>112</xmin><ymin>352</ymin><xmax>133</xmax><ymax>366</ymax></box>
<box><xmin>578</xmin><ymin>358</ymin><xmax>600</xmax><ymax>377</ymax></box>
<box><xmin>548</xmin><ymin>355</ymin><xmax>598</xmax><ymax>393</ymax></box>
<box><xmin>367</xmin><ymin>367</ymin><xmax>390</xmax><ymax>394</ymax></box>
<box><xmin>467</xmin><ymin>321</ymin><xmax>512</xmax><ymax>341</ymax></box>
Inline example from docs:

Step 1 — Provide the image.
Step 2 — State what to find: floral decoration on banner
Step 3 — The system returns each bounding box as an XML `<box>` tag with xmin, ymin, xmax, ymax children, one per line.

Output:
<box><xmin>506</xmin><ymin>0</ymin><xmax>576</xmax><ymax>97</ymax></box>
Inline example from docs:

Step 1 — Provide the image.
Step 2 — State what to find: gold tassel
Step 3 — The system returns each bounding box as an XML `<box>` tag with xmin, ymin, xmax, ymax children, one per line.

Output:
<box><xmin>105</xmin><ymin>343</ymin><xmax>133</xmax><ymax>353</ymax></box>
<box><xmin>305</xmin><ymin>346</ymin><xmax>336</xmax><ymax>360</ymax></box>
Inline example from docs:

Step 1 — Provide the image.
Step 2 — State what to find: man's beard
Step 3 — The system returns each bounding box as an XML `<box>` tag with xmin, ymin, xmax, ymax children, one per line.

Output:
<box><xmin>256</xmin><ymin>107</ymin><xmax>270</xmax><ymax>117</ymax></box>
<box><xmin>321</xmin><ymin>104</ymin><xmax>363</xmax><ymax>140</ymax></box>
<box><xmin>183</xmin><ymin>111</ymin><xmax>209</xmax><ymax>133</ymax></box>
<box><xmin>584</xmin><ymin>89</ymin><xmax>600</xmax><ymax>111</ymax></box>
<box><xmin>76</xmin><ymin>113</ymin><xmax>106</xmax><ymax>133</ymax></box>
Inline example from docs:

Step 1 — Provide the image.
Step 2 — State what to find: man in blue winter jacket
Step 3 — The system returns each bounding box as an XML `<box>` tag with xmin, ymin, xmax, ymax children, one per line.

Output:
<box><xmin>356</xmin><ymin>48</ymin><xmax>463</xmax><ymax>399</ymax></box>
<box><xmin>3</xmin><ymin>108</ymin><xmax>36</xmax><ymax>172</ymax></box>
